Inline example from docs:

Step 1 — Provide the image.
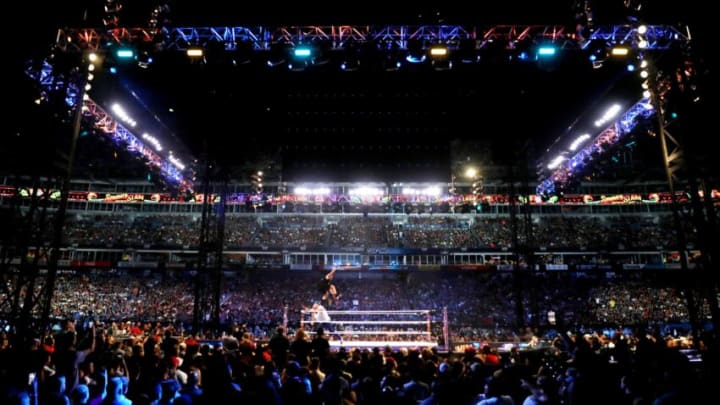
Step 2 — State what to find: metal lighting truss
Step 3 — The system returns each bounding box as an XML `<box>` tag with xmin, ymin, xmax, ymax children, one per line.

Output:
<box><xmin>53</xmin><ymin>24</ymin><xmax>689</xmax><ymax>52</ymax></box>
<box><xmin>25</xmin><ymin>60</ymin><xmax>194</xmax><ymax>192</ymax></box>
<box><xmin>536</xmin><ymin>99</ymin><xmax>655</xmax><ymax>196</ymax></box>
<box><xmin>582</xmin><ymin>24</ymin><xmax>691</xmax><ymax>50</ymax></box>
<box><xmin>44</xmin><ymin>23</ymin><xmax>690</xmax><ymax>198</ymax></box>
<box><xmin>82</xmin><ymin>100</ymin><xmax>194</xmax><ymax>192</ymax></box>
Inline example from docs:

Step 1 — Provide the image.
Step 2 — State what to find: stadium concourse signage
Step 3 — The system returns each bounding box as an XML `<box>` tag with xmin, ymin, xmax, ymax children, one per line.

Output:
<box><xmin>2</xmin><ymin>186</ymin><xmax>717</xmax><ymax>206</ymax></box>
<box><xmin>442</xmin><ymin>264</ymin><xmax>494</xmax><ymax>271</ymax></box>
<box><xmin>56</xmin><ymin>260</ymin><xmax>113</xmax><ymax>268</ymax></box>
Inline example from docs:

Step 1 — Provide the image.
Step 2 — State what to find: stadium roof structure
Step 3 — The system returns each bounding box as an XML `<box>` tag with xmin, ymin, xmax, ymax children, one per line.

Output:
<box><xmin>5</xmin><ymin>1</ymin><xmax>713</xmax><ymax>191</ymax></box>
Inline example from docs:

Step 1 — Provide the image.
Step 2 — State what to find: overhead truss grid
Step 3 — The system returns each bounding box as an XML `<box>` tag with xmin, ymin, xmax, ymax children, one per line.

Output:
<box><xmin>54</xmin><ymin>24</ymin><xmax>689</xmax><ymax>53</ymax></box>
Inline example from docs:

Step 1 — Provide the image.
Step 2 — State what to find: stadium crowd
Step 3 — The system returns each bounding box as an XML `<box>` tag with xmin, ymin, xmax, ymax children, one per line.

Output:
<box><xmin>1</xmin><ymin>270</ymin><xmax>716</xmax><ymax>404</ymax></box>
<box><xmin>1</xmin><ymin>210</ymin><xmax>716</xmax><ymax>404</ymax></box>
<box><xmin>4</xmin><ymin>270</ymin><xmax>714</xmax><ymax>346</ymax></box>
<box><xmin>55</xmin><ymin>213</ymin><xmax>694</xmax><ymax>251</ymax></box>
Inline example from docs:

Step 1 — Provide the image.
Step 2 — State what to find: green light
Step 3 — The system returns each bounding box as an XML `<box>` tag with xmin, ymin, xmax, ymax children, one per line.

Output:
<box><xmin>294</xmin><ymin>47</ymin><xmax>312</xmax><ymax>58</ymax></box>
<box><xmin>537</xmin><ymin>46</ymin><xmax>556</xmax><ymax>56</ymax></box>
<box><xmin>116</xmin><ymin>49</ymin><xmax>135</xmax><ymax>59</ymax></box>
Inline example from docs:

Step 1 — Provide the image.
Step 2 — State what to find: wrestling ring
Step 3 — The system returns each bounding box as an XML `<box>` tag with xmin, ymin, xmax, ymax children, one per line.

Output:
<box><xmin>298</xmin><ymin>308</ymin><xmax>450</xmax><ymax>351</ymax></box>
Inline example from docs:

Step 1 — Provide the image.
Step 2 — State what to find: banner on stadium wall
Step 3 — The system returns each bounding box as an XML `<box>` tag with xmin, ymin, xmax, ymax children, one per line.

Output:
<box><xmin>117</xmin><ymin>261</ymin><xmax>159</xmax><ymax>268</ymax></box>
<box><xmin>69</xmin><ymin>260</ymin><xmax>113</xmax><ymax>268</ymax></box>
<box><xmin>442</xmin><ymin>264</ymin><xmax>493</xmax><ymax>271</ymax></box>
<box><xmin>575</xmin><ymin>264</ymin><xmax>613</xmax><ymax>270</ymax></box>
<box><xmin>2</xmin><ymin>186</ymin><xmax>718</xmax><ymax>206</ymax></box>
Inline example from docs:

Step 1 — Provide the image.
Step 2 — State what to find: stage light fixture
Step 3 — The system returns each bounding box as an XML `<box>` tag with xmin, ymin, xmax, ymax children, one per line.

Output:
<box><xmin>251</xmin><ymin>171</ymin><xmax>264</xmax><ymax>193</ymax></box>
<box><xmin>429</xmin><ymin>45</ymin><xmax>452</xmax><ymax>71</ymax></box>
<box><xmin>294</xmin><ymin>46</ymin><xmax>312</xmax><ymax>58</ymax></box>
<box><xmin>136</xmin><ymin>52</ymin><xmax>153</xmax><ymax>69</ymax></box>
<box><xmin>405</xmin><ymin>39</ymin><xmax>426</xmax><ymax>64</ymax></box>
<box><xmin>103</xmin><ymin>0</ymin><xmax>122</xmax><ymax>28</ymax></box>
<box><xmin>340</xmin><ymin>58</ymin><xmax>360</xmax><ymax>71</ymax></box>
<box><xmin>187</xmin><ymin>48</ymin><xmax>204</xmax><ymax>58</ymax></box>
<box><xmin>537</xmin><ymin>46</ymin><xmax>557</xmax><ymax>57</ymax></box>
<box><xmin>429</xmin><ymin>46</ymin><xmax>448</xmax><ymax>57</ymax></box>
<box><xmin>116</xmin><ymin>48</ymin><xmax>135</xmax><ymax>59</ymax></box>
<box><xmin>266</xmin><ymin>42</ymin><xmax>290</xmax><ymax>68</ymax></box>
<box><xmin>610</xmin><ymin>47</ymin><xmax>630</xmax><ymax>56</ymax></box>
<box><xmin>289</xmin><ymin>45</ymin><xmax>313</xmax><ymax>71</ymax></box>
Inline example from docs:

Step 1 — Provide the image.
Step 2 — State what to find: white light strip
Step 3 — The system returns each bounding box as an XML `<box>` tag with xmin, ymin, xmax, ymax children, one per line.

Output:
<box><xmin>403</xmin><ymin>186</ymin><xmax>442</xmax><ymax>196</ymax></box>
<box><xmin>111</xmin><ymin>103</ymin><xmax>137</xmax><ymax>127</ymax></box>
<box><xmin>142</xmin><ymin>133</ymin><xmax>162</xmax><ymax>151</ymax></box>
<box><xmin>295</xmin><ymin>186</ymin><xmax>330</xmax><ymax>195</ymax></box>
<box><xmin>569</xmin><ymin>134</ymin><xmax>591</xmax><ymax>151</ymax></box>
<box><xmin>594</xmin><ymin>104</ymin><xmax>622</xmax><ymax>127</ymax></box>
<box><xmin>168</xmin><ymin>155</ymin><xmax>185</xmax><ymax>170</ymax></box>
<box><xmin>547</xmin><ymin>155</ymin><xmax>566</xmax><ymax>170</ymax></box>
<box><xmin>349</xmin><ymin>186</ymin><xmax>383</xmax><ymax>196</ymax></box>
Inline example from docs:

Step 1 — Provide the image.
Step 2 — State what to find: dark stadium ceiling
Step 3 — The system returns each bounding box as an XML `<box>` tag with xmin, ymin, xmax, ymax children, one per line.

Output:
<box><xmin>5</xmin><ymin>1</ymin><xmax>712</xmax><ymax>184</ymax></box>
